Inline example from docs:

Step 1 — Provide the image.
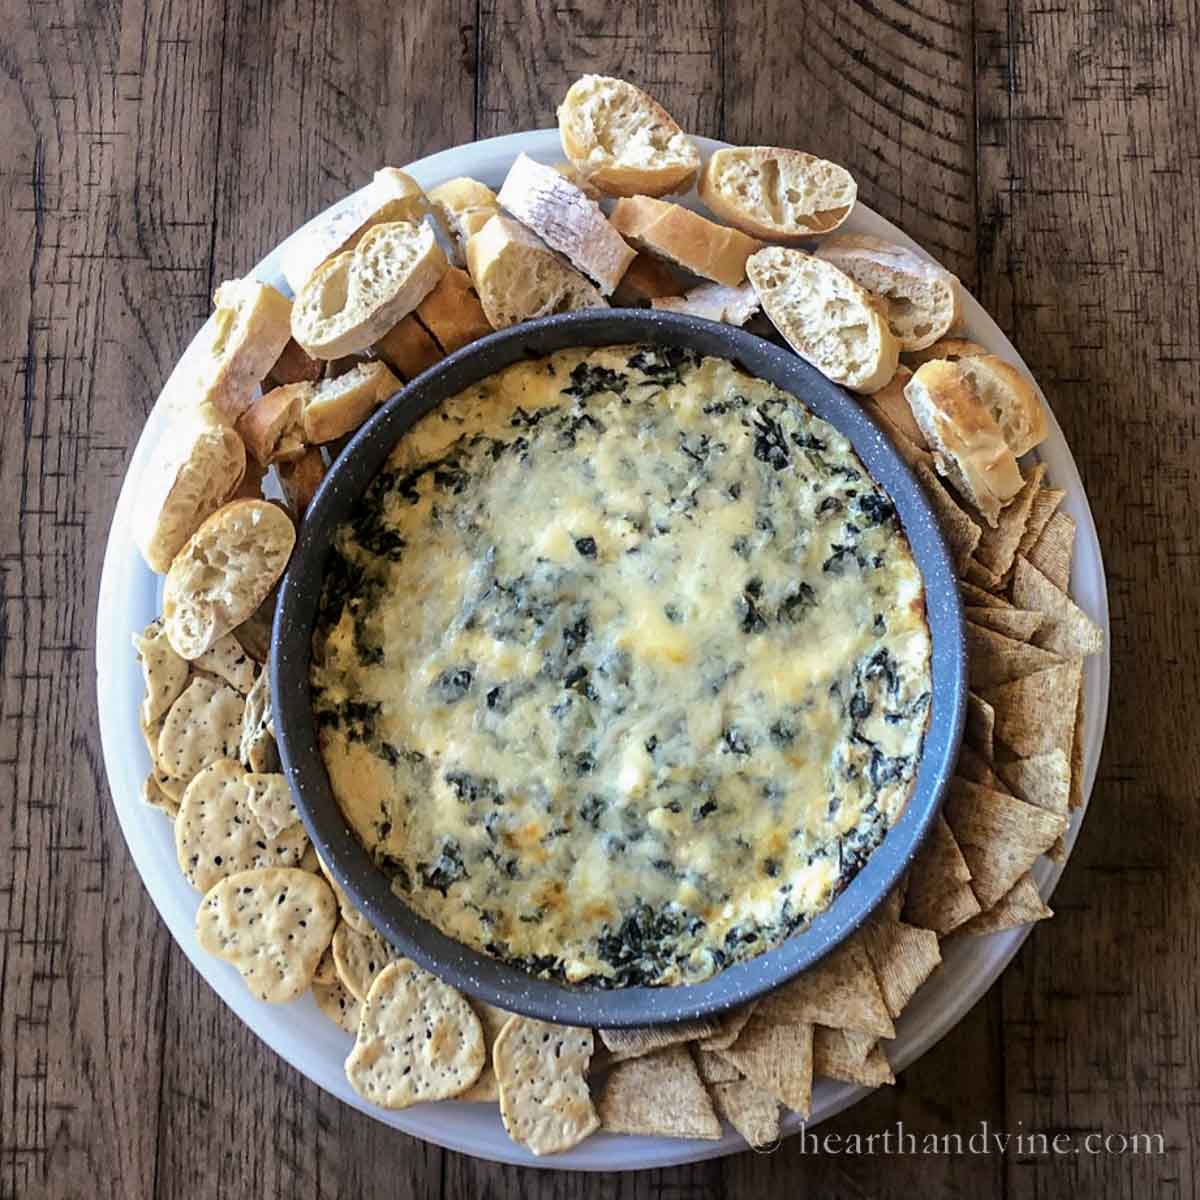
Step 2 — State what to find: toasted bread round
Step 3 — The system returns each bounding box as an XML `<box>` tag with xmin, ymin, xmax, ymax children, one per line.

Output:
<box><xmin>746</xmin><ymin>246</ymin><xmax>899</xmax><ymax>393</ymax></box>
<box><xmin>903</xmin><ymin>336</ymin><xmax>989</xmax><ymax>369</ymax></box>
<box><xmin>136</xmin><ymin>405</ymin><xmax>247</xmax><ymax>574</ymax></box>
<box><xmin>699</xmin><ymin>147</ymin><xmax>857</xmax><ymax>240</ymax></box>
<box><xmin>956</xmin><ymin>354</ymin><xmax>1047</xmax><ymax>457</ymax></box>
<box><xmin>814</xmin><ymin>234</ymin><xmax>959</xmax><ymax>352</ymax></box>
<box><xmin>414</xmin><ymin>267</ymin><xmax>492</xmax><ymax>355</ymax></box>
<box><xmin>428</xmin><ymin>177</ymin><xmax>500</xmax><ymax>266</ymax></box>
<box><xmin>558</xmin><ymin>75</ymin><xmax>700</xmax><ymax>198</ymax></box>
<box><xmin>201</xmin><ymin>279</ymin><xmax>294</xmax><ymax>421</ymax></box>
<box><xmin>163</xmin><ymin>500</ymin><xmax>296</xmax><ymax>659</ymax></box>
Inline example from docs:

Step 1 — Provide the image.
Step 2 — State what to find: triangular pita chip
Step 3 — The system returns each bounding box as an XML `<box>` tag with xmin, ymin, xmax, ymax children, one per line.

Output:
<box><xmin>963</xmin><ymin>557</ymin><xmax>1001</xmax><ymax>591</ymax></box>
<box><xmin>1026</xmin><ymin>510</ymin><xmax>1075</xmax><ymax>592</ymax></box>
<box><xmin>975</xmin><ymin>463</ymin><xmax>1045</xmax><ymax>577</ymax></box>
<box><xmin>698</xmin><ymin>1002</ymin><xmax>758</xmax><ymax>1051</ymax></box>
<box><xmin>1012</xmin><ymin>557</ymin><xmax>1103</xmax><ymax>658</ymax></box>
<box><xmin>903</xmin><ymin>814</ymin><xmax>981</xmax><ymax>934</ymax></box>
<box><xmin>812</xmin><ymin>1027</ymin><xmax>895</xmax><ymax>1086</ymax></box>
<box><xmin>944</xmin><ymin>778</ymin><xmax>1067</xmax><ymax>909</ymax></box>
<box><xmin>982</xmin><ymin>659</ymin><xmax>1082</xmax><ymax>758</ymax></box>
<box><xmin>867</xmin><ymin>366</ymin><xmax>926</xmax><ymax>447</ymax></box>
<box><xmin>599</xmin><ymin>1017</ymin><xmax>719</xmax><ymax>1062</ymax></box>
<box><xmin>598</xmin><ymin>1045</ymin><xmax>721</xmax><ymax>1139</ymax></box>
<box><xmin>916</xmin><ymin>461</ymin><xmax>981</xmax><ymax>570</ymax></box>
<box><xmin>965</xmin><ymin>607</ymin><xmax>1044</xmax><ymax>642</ymax></box>
<box><xmin>1016</xmin><ymin>487</ymin><xmax>1065</xmax><ymax>560</ymax></box>
<box><xmin>956</xmin><ymin>744</ymin><xmax>1010</xmax><ymax>792</ymax></box>
<box><xmin>960</xmin><ymin>580</ymin><xmax>1011</xmax><ymax>609</ymax></box>
<box><xmin>957</xmin><ymin>872</ymin><xmax>1052</xmax><ymax>935</ymax></box>
<box><xmin>967</xmin><ymin>622</ymin><xmax>1062</xmax><ymax>689</ymax></box>
<box><xmin>719</xmin><ymin>1017</ymin><xmax>814</xmax><ymax>1116</ymax></box>
<box><xmin>1070</xmin><ymin>687</ymin><xmax>1086</xmax><ymax>810</ymax></box>
<box><xmin>995</xmin><ymin>751</ymin><xmax>1069</xmax><ymax>817</ymax></box>
<box><xmin>860</xmin><ymin>908</ymin><xmax>942</xmax><ymax>1020</ymax></box>
<box><xmin>709</xmin><ymin>1079</ymin><xmax>781</xmax><ymax>1148</ymax></box>
<box><xmin>755</xmin><ymin>937</ymin><xmax>894</xmax><ymax>1038</ymax></box>
<box><xmin>965</xmin><ymin>691</ymin><xmax>996</xmax><ymax>760</ymax></box>
<box><xmin>692</xmin><ymin>1046</ymin><xmax>742</xmax><ymax>1084</ymax></box>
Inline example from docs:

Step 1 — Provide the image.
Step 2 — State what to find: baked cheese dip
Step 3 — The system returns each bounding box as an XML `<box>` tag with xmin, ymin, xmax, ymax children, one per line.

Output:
<box><xmin>311</xmin><ymin>345</ymin><xmax>932</xmax><ymax>987</ymax></box>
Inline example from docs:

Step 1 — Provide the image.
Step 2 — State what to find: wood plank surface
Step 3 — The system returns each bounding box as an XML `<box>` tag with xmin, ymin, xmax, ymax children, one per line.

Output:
<box><xmin>0</xmin><ymin>0</ymin><xmax>1196</xmax><ymax>1196</ymax></box>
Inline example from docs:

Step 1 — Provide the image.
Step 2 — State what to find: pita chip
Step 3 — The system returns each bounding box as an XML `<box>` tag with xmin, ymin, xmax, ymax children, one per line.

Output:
<box><xmin>1026</xmin><ymin>510</ymin><xmax>1076</xmax><ymax>592</ymax></box>
<box><xmin>965</xmin><ymin>607</ymin><xmax>1044</xmax><ymax>642</ymax></box>
<box><xmin>975</xmin><ymin>463</ymin><xmax>1045</xmax><ymax>578</ymax></box>
<box><xmin>958</xmin><ymin>872</ymin><xmax>1053</xmax><ymax>935</ymax></box>
<box><xmin>982</xmin><ymin>659</ymin><xmax>1082</xmax><ymax>758</ymax></box>
<box><xmin>903</xmin><ymin>814</ymin><xmax>982</xmax><ymax>934</ymax></box>
<box><xmin>1012</xmin><ymin>557</ymin><xmax>1103</xmax><ymax>658</ymax></box>
<box><xmin>719</xmin><ymin>1016</ymin><xmax>815</xmax><ymax>1116</ymax></box>
<box><xmin>967</xmin><ymin>622</ymin><xmax>1063</xmax><ymax>689</ymax></box>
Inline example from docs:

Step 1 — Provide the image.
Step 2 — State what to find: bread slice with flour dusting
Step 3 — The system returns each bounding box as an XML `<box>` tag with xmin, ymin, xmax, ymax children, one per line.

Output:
<box><xmin>497</xmin><ymin>153</ymin><xmax>635</xmax><ymax>294</ymax></box>
<box><xmin>746</xmin><ymin>246</ymin><xmax>899</xmax><ymax>393</ymax></box>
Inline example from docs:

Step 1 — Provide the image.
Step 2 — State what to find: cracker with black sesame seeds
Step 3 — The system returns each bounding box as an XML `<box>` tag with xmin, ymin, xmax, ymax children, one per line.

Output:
<box><xmin>242</xmin><ymin>771</ymin><xmax>300</xmax><ymax>840</ymax></box>
<box><xmin>157</xmin><ymin>675</ymin><xmax>245</xmax><ymax>781</ymax></box>
<box><xmin>312</xmin><ymin>977</ymin><xmax>361</xmax><ymax>1033</ymax></box>
<box><xmin>331</xmin><ymin>922</ymin><xmax>398</xmax><ymax>1003</ymax></box>
<box><xmin>240</xmin><ymin>669</ymin><xmax>279</xmax><ymax>773</ymax></box>
<box><xmin>133</xmin><ymin>619</ymin><xmax>189</xmax><ymax>726</ymax></box>
<box><xmin>191</xmin><ymin>631</ymin><xmax>257</xmax><ymax>694</ymax></box>
<box><xmin>345</xmin><ymin>960</ymin><xmax>484</xmax><ymax>1109</ymax></box>
<box><xmin>458</xmin><ymin>999</ymin><xmax>515</xmax><ymax>1102</ymax></box>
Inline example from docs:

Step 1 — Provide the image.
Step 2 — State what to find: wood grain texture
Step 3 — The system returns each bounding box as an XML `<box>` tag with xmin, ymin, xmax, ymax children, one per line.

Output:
<box><xmin>0</xmin><ymin>0</ymin><xmax>1195</xmax><ymax>1196</ymax></box>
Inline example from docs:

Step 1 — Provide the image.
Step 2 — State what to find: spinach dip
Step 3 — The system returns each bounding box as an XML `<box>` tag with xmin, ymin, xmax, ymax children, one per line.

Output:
<box><xmin>311</xmin><ymin>345</ymin><xmax>932</xmax><ymax>987</ymax></box>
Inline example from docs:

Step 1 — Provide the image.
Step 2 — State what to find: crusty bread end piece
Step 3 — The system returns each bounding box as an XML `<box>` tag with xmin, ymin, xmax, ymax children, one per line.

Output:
<box><xmin>557</xmin><ymin>75</ymin><xmax>700</xmax><ymax>198</ymax></box>
<box><xmin>163</xmin><ymin>500</ymin><xmax>296</xmax><ymax>659</ymax></box>
<box><xmin>291</xmin><ymin>220</ymin><xmax>447</xmax><ymax>359</ymax></box>
<box><xmin>497</xmin><ymin>153</ymin><xmax>635</xmax><ymax>294</ymax></box>
<box><xmin>904</xmin><ymin>360</ymin><xmax>1025</xmax><ymax>526</ymax></box>
<box><xmin>746</xmin><ymin>246</ymin><xmax>899</xmax><ymax>393</ymax></box>
<box><xmin>609</xmin><ymin>196</ymin><xmax>761</xmax><ymax>287</ymax></box>
<box><xmin>135</xmin><ymin>405</ymin><xmax>247</xmax><ymax>574</ymax></box>
<box><xmin>699</xmin><ymin>147</ymin><xmax>857</xmax><ymax>240</ymax></box>
<box><xmin>466</xmin><ymin>214</ymin><xmax>608</xmax><ymax>329</ymax></box>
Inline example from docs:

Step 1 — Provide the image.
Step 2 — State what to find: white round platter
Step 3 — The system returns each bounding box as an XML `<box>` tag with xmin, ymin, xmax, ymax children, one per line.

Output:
<box><xmin>95</xmin><ymin>129</ymin><xmax>1110</xmax><ymax>1171</ymax></box>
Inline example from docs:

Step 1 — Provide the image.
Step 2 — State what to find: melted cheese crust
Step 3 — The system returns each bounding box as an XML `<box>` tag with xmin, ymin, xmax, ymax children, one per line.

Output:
<box><xmin>312</xmin><ymin>346</ymin><xmax>932</xmax><ymax>987</ymax></box>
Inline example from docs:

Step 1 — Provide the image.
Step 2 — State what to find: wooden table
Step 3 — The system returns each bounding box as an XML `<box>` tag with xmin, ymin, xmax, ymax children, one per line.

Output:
<box><xmin>1</xmin><ymin>1</ymin><xmax>1193</xmax><ymax>1196</ymax></box>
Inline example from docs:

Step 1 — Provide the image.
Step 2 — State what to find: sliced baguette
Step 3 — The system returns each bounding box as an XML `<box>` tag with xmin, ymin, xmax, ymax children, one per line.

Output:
<box><xmin>291</xmin><ymin>220</ymin><xmax>448</xmax><ymax>359</ymax></box>
<box><xmin>277</xmin><ymin>447</ymin><xmax>327</xmax><ymax>519</ymax></box>
<box><xmin>557</xmin><ymin>75</ymin><xmax>700</xmax><ymax>197</ymax></box>
<box><xmin>814</xmin><ymin>235</ymin><xmax>959</xmax><ymax>351</ymax></box>
<box><xmin>954</xmin><ymin>354</ymin><xmax>1047</xmax><ymax>457</ymax></box>
<box><xmin>904</xmin><ymin>361</ymin><xmax>1024</xmax><ymax>527</ymax></box>
<box><xmin>235</xmin><ymin>384</ymin><xmax>309</xmax><ymax>466</ymax></box>
<box><xmin>466</xmin><ymin>214</ymin><xmax>608</xmax><ymax>329</ymax></box>
<box><xmin>136</xmin><ymin>405</ymin><xmax>248</xmax><ymax>574</ymax></box>
<box><xmin>428</xmin><ymin>177</ymin><xmax>500</xmax><ymax>266</ymax></box>
<box><xmin>652</xmin><ymin>281</ymin><xmax>760</xmax><ymax>327</ymax></box>
<box><xmin>374</xmin><ymin>315</ymin><xmax>444</xmax><ymax>380</ymax></box>
<box><xmin>302</xmin><ymin>360</ymin><xmax>401</xmax><ymax>443</ymax></box>
<box><xmin>904</xmin><ymin>336</ymin><xmax>989</xmax><ymax>369</ymax></box>
<box><xmin>415</xmin><ymin>267</ymin><xmax>492</xmax><ymax>354</ymax></box>
<box><xmin>611</xmin><ymin>253</ymin><xmax>683</xmax><ymax>306</ymax></box>
<box><xmin>281</xmin><ymin>168</ymin><xmax>431</xmax><ymax>293</ymax></box>
<box><xmin>266</xmin><ymin>338</ymin><xmax>322</xmax><ymax>387</ymax></box>
<box><xmin>745</xmin><ymin>246</ymin><xmax>899</xmax><ymax>393</ymax></box>
<box><xmin>497</xmin><ymin>153</ymin><xmax>635</xmax><ymax>294</ymax></box>
<box><xmin>554</xmin><ymin>160</ymin><xmax>603</xmax><ymax>200</ymax></box>
<box><xmin>163</xmin><ymin>500</ymin><xmax>296</xmax><ymax>659</ymax></box>
<box><xmin>699</xmin><ymin>147</ymin><xmax>857</xmax><ymax>240</ymax></box>
<box><xmin>609</xmin><ymin>196</ymin><xmax>761</xmax><ymax>287</ymax></box>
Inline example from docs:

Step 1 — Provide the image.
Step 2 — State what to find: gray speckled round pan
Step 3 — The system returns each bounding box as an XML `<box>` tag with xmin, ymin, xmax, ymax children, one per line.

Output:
<box><xmin>271</xmin><ymin>310</ymin><xmax>967</xmax><ymax>1029</ymax></box>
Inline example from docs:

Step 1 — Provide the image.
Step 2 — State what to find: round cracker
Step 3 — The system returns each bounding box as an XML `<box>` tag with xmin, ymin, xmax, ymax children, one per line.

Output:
<box><xmin>196</xmin><ymin>867</ymin><xmax>336</xmax><ymax>1003</ymax></box>
<box><xmin>191</xmin><ymin>631</ymin><xmax>257</xmax><ymax>695</ymax></box>
<box><xmin>133</xmin><ymin>619</ymin><xmax>190</xmax><ymax>726</ymax></box>
<box><xmin>332</xmin><ymin>923</ymin><xmax>397</xmax><ymax>1002</ymax></box>
<box><xmin>344</xmin><ymin>960</ymin><xmax>484</xmax><ymax>1109</ymax></box>
<box><xmin>157</xmin><ymin>675</ymin><xmax>245</xmax><ymax>781</ymax></box>
<box><xmin>313</xmin><ymin>977</ymin><xmax>361</xmax><ymax>1034</ymax></box>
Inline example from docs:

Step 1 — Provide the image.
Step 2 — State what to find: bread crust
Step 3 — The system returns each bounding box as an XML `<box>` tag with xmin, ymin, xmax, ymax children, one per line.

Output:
<box><xmin>278</xmin><ymin>447</ymin><xmax>327</xmax><ymax>519</ymax></box>
<box><xmin>236</xmin><ymin>384</ymin><xmax>308</xmax><ymax>465</ymax></box>
<box><xmin>611</xmin><ymin>254</ymin><xmax>682</xmax><ymax>306</ymax></box>
<box><xmin>374</xmin><ymin>314</ymin><xmax>444</xmax><ymax>381</ymax></box>
<box><xmin>429</xmin><ymin>177</ymin><xmax>501</xmax><ymax>266</ymax></box>
<box><xmin>415</xmin><ymin>267</ymin><xmax>492</xmax><ymax>354</ymax></box>
<box><xmin>609</xmin><ymin>197</ymin><xmax>761</xmax><ymax>287</ymax></box>
<box><xmin>302</xmin><ymin>360</ymin><xmax>401</xmax><ymax>443</ymax></box>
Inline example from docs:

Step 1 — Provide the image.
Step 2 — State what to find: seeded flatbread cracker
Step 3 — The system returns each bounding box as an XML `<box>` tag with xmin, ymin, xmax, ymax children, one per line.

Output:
<box><xmin>902</xmin><ymin>814</ymin><xmax>981</xmax><ymax>934</ymax></box>
<box><xmin>133</xmin><ymin>619</ymin><xmax>189</xmax><ymax>726</ymax></box>
<box><xmin>332</xmin><ymin>922</ymin><xmax>397</xmax><ymax>1002</ymax></box>
<box><xmin>975</xmin><ymin>463</ymin><xmax>1045</xmax><ymax>578</ymax></box>
<box><xmin>1026</xmin><ymin>510</ymin><xmax>1075</xmax><ymax>592</ymax></box>
<box><xmin>958</xmin><ymin>871</ymin><xmax>1053</xmax><ymax>935</ymax></box>
<box><xmin>242</xmin><ymin>772</ymin><xmax>301</xmax><ymax>839</ymax></box>
<box><xmin>312</xmin><ymin>940</ymin><xmax>338</xmax><ymax>986</ymax></box>
<box><xmin>176</xmin><ymin>759</ymin><xmax>308</xmax><ymax>891</ymax></box>
<box><xmin>944</xmin><ymin>778</ymin><xmax>1068</xmax><ymax>909</ymax></box>
<box><xmin>960</xmin><ymin>580</ymin><xmax>1011</xmax><ymax>609</ymax></box>
<box><xmin>860</xmin><ymin>907</ymin><xmax>942</xmax><ymax>1020</ymax></box>
<box><xmin>312</xmin><ymin>977</ymin><xmax>361</xmax><ymax>1033</ymax></box>
<box><xmin>709</xmin><ymin>1079</ymin><xmax>781</xmax><ymax>1148</ymax></box>
<box><xmin>812</xmin><ymin>1027</ymin><xmax>895</xmax><ymax>1086</ymax></box>
<box><xmin>345</xmin><ymin>960</ymin><xmax>484</xmax><ymax>1109</ymax></box>
<box><xmin>956</xmin><ymin>744</ymin><xmax>1010</xmax><ymax>792</ymax></box>
<box><xmin>718</xmin><ymin>1016</ymin><xmax>814</xmax><ymax>1117</ymax></box>
<box><xmin>191</xmin><ymin>632</ymin><xmax>257</xmax><ymax>694</ymax></box>
<box><xmin>239</xmin><ymin>669</ymin><xmax>279</xmax><ymax>773</ymax></box>
<box><xmin>196</xmin><ymin>867</ymin><xmax>336</xmax><ymax>1003</ymax></box>
<box><xmin>141</xmin><ymin>771</ymin><xmax>180</xmax><ymax>818</ymax></box>
<box><xmin>599</xmin><ymin>1017</ymin><xmax>719</xmax><ymax>1063</ymax></box>
<box><xmin>693</xmin><ymin>1046</ymin><xmax>742</xmax><ymax>1084</ymax></box>
<box><xmin>756</xmin><ymin>937</ymin><xmax>893</xmax><ymax>1038</ymax></box>
<box><xmin>316</xmin><ymin>851</ymin><xmax>374</xmax><ymax>935</ymax></box>
<box><xmin>967</xmin><ymin>622</ymin><xmax>1062</xmax><ymax>688</ymax></box>
<box><xmin>494</xmin><ymin>1017</ymin><xmax>598</xmax><ymax>1154</ymax></box>
<box><xmin>1016</xmin><ymin>486</ymin><xmax>1065</xmax><ymax>560</ymax></box>
<box><xmin>1012</xmin><ymin>557</ymin><xmax>1103</xmax><ymax>658</ymax></box>
<box><xmin>915</xmin><ymin>461</ymin><xmax>981</xmax><ymax>570</ymax></box>
<box><xmin>983</xmin><ymin>659</ymin><xmax>1082</xmax><ymax>758</ymax></box>
<box><xmin>598</xmin><ymin>1044</ymin><xmax>721</xmax><ymax>1140</ymax></box>
<box><xmin>964</xmin><ymin>607</ymin><xmax>1044</xmax><ymax>642</ymax></box>
<box><xmin>698</xmin><ymin>1001</ymin><xmax>758</xmax><ymax>1051</ymax></box>
<box><xmin>459</xmin><ymin>1000</ymin><xmax>514</xmax><ymax>1102</ymax></box>
<box><xmin>157</xmin><ymin>675</ymin><xmax>245</xmax><ymax>781</ymax></box>
<box><xmin>965</xmin><ymin>691</ymin><xmax>996</xmax><ymax>760</ymax></box>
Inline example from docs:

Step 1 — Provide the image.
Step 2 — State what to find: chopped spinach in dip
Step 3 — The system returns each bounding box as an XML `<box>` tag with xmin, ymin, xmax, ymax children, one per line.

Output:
<box><xmin>311</xmin><ymin>345</ymin><xmax>932</xmax><ymax>987</ymax></box>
